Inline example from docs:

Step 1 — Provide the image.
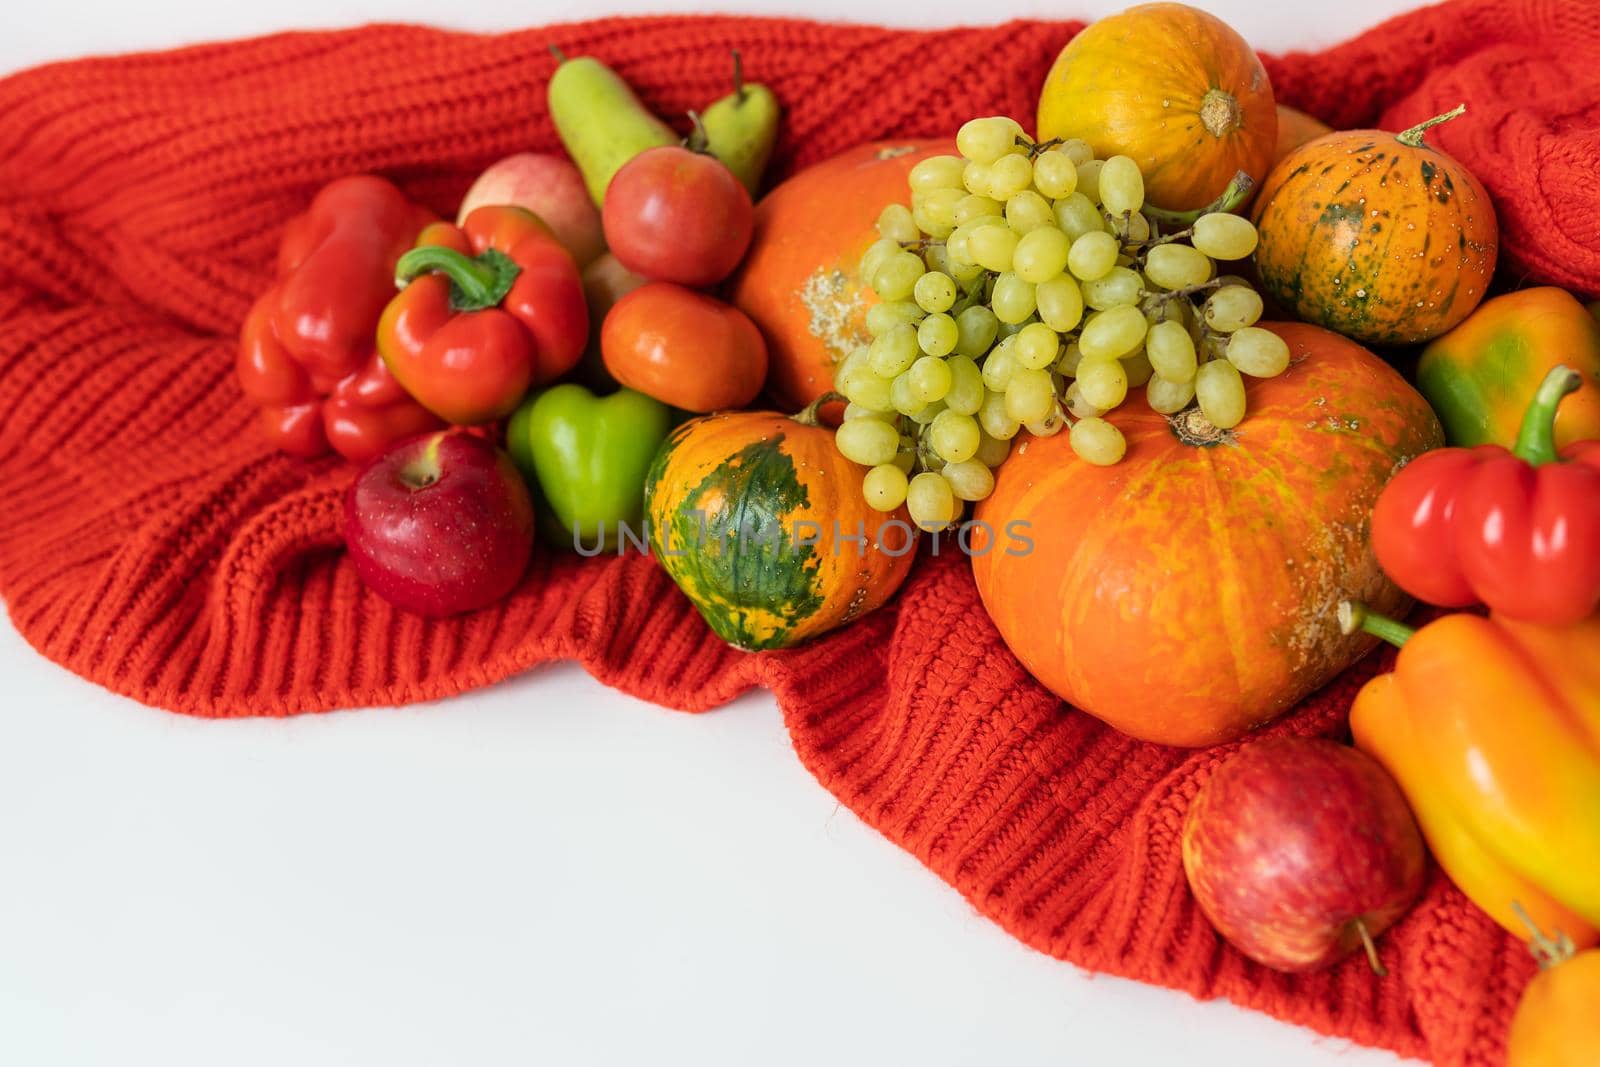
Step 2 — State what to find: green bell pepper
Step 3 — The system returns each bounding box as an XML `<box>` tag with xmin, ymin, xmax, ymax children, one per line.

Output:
<box><xmin>506</xmin><ymin>384</ymin><xmax>672</xmax><ymax>551</ymax></box>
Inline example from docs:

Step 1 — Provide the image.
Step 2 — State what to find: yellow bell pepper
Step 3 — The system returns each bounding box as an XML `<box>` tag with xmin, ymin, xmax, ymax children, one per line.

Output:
<box><xmin>1339</xmin><ymin>602</ymin><xmax>1600</xmax><ymax>946</ymax></box>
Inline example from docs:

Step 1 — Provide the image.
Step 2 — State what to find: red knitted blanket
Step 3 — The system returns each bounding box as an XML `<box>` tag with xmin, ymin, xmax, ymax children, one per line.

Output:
<box><xmin>3</xmin><ymin>3</ymin><xmax>1596</xmax><ymax>1062</ymax></box>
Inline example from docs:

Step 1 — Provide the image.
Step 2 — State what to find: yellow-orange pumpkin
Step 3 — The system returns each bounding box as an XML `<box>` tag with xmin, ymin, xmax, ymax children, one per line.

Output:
<box><xmin>1251</xmin><ymin>107</ymin><xmax>1498</xmax><ymax>346</ymax></box>
<box><xmin>644</xmin><ymin>401</ymin><xmax>915</xmax><ymax>651</ymax></box>
<box><xmin>970</xmin><ymin>322</ymin><xmax>1441</xmax><ymax>748</ymax></box>
<box><xmin>1273</xmin><ymin>104</ymin><xmax>1332</xmax><ymax>166</ymax></box>
<box><xmin>1036</xmin><ymin>3</ymin><xmax>1277</xmax><ymax>212</ymax></box>
<box><xmin>731</xmin><ymin>140</ymin><xmax>954</xmax><ymax>411</ymax></box>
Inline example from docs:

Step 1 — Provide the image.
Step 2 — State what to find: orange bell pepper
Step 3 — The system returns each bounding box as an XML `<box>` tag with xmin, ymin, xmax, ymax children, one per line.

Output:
<box><xmin>1339</xmin><ymin>602</ymin><xmax>1600</xmax><ymax>947</ymax></box>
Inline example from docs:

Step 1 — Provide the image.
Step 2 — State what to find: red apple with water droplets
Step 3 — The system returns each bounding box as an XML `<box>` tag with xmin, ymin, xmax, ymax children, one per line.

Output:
<box><xmin>1181</xmin><ymin>737</ymin><xmax>1426</xmax><ymax>974</ymax></box>
<box><xmin>345</xmin><ymin>431</ymin><xmax>534</xmax><ymax>616</ymax></box>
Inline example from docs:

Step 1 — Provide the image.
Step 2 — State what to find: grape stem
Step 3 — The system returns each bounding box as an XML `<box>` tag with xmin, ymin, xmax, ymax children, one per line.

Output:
<box><xmin>1142</xmin><ymin>278</ymin><xmax>1222</xmax><ymax>306</ymax></box>
<box><xmin>1141</xmin><ymin>171</ymin><xmax>1255</xmax><ymax>227</ymax></box>
<box><xmin>1014</xmin><ymin>134</ymin><xmax>1065</xmax><ymax>160</ymax></box>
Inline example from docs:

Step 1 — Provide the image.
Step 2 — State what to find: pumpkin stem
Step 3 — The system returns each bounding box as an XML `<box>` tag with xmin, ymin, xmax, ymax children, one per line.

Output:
<box><xmin>1511</xmin><ymin>365</ymin><xmax>1582</xmax><ymax>467</ymax></box>
<box><xmin>1338</xmin><ymin>600</ymin><xmax>1415</xmax><ymax>648</ymax></box>
<box><xmin>794</xmin><ymin>390</ymin><xmax>846</xmax><ymax>426</ymax></box>
<box><xmin>1199</xmin><ymin>89</ymin><xmax>1242</xmax><ymax>139</ymax></box>
<box><xmin>1396</xmin><ymin>103</ymin><xmax>1466</xmax><ymax>148</ymax></box>
<box><xmin>1142</xmin><ymin>171</ymin><xmax>1254</xmax><ymax>227</ymax></box>
<box><xmin>1511</xmin><ymin>901</ymin><xmax>1578</xmax><ymax>970</ymax></box>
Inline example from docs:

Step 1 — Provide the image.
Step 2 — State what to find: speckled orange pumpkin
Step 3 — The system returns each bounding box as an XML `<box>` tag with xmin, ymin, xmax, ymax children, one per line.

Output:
<box><xmin>730</xmin><ymin>140</ymin><xmax>954</xmax><ymax>411</ymax></box>
<box><xmin>1251</xmin><ymin>107</ymin><xmax>1498</xmax><ymax>346</ymax></box>
<box><xmin>970</xmin><ymin>322</ymin><xmax>1442</xmax><ymax>748</ymax></box>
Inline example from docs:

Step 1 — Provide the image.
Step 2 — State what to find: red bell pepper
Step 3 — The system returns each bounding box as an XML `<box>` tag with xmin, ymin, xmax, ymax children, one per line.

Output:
<box><xmin>1372</xmin><ymin>365</ymin><xmax>1600</xmax><ymax>624</ymax></box>
<box><xmin>377</xmin><ymin>205</ymin><xmax>588</xmax><ymax>425</ymax></box>
<box><xmin>237</xmin><ymin>176</ymin><xmax>443</xmax><ymax>462</ymax></box>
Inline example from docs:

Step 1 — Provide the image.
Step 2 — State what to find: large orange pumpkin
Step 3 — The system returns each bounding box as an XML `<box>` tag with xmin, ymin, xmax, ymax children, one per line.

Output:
<box><xmin>970</xmin><ymin>322</ymin><xmax>1442</xmax><ymax>748</ymax></box>
<box><xmin>1251</xmin><ymin>107</ymin><xmax>1498</xmax><ymax>346</ymax></box>
<box><xmin>1036</xmin><ymin>3</ymin><xmax>1277</xmax><ymax>212</ymax></box>
<box><xmin>731</xmin><ymin>140</ymin><xmax>954</xmax><ymax>411</ymax></box>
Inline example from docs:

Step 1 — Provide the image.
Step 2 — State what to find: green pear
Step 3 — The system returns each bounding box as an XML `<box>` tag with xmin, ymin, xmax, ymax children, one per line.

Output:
<box><xmin>548</xmin><ymin>49</ymin><xmax>677</xmax><ymax>207</ymax></box>
<box><xmin>695</xmin><ymin>50</ymin><xmax>780</xmax><ymax>198</ymax></box>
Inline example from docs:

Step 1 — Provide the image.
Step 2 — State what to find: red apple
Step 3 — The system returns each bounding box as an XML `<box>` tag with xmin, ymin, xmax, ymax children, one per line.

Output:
<box><xmin>574</xmin><ymin>252</ymin><xmax>649</xmax><ymax>390</ymax></box>
<box><xmin>345</xmin><ymin>431</ymin><xmax>534</xmax><ymax>616</ymax></box>
<box><xmin>1181</xmin><ymin>737</ymin><xmax>1426</xmax><ymax>975</ymax></box>
<box><xmin>457</xmin><ymin>153</ymin><xmax>605</xmax><ymax>267</ymax></box>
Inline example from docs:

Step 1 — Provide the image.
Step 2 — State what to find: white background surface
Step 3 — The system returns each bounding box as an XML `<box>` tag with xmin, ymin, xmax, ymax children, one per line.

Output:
<box><xmin>1</xmin><ymin>4</ymin><xmax>1418</xmax><ymax>1066</ymax></box>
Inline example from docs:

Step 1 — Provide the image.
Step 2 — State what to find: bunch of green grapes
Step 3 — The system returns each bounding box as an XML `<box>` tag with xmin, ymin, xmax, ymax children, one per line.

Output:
<box><xmin>831</xmin><ymin>115</ymin><xmax>1290</xmax><ymax>531</ymax></box>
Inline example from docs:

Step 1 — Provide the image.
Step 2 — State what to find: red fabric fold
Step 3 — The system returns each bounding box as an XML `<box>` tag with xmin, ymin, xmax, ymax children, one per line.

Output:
<box><xmin>6</xmin><ymin>4</ymin><xmax>1600</xmax><ymax>1062</ymax></box>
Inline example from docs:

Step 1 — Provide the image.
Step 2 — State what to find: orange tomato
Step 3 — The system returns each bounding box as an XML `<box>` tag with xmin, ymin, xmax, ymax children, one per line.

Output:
<box><xmin>601</xmin><ymin>282</ymin><xmax>767</xmax><ymax>413</ymax></box>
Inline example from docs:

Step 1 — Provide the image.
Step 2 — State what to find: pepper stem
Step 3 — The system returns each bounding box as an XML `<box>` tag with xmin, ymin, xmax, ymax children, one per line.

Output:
<box><xmin>794</xmin><ymin>390</ymin><xmax>846</xmax><ymax>426</ymax></box>
<box><xmin>1511</xmin><ymin>365</ymin><xmax>1582</xmax><ymax>466</ymax></box>
<box><xmin>1396</xmin><ymin>104</ymin><xmax>1466</xmax><ymax>148</ymax></box>
<box><xmin>1338</xmin><ymin>600</ymin><xmax>1416</xmax><ymax>648</ymax></box>
<box><xmin>1511</xmin><ymin>901</ymin><xmax>1578</xmax><ymax>970</ymax></box>
<box><xmin>1142</xmin><ymin>171</ymin><xmax>1255</xmax><ymax>228</ymax></box>
<box><xmin>1354</xmin><ymin>919</ymin><xmax>1388</xmax><ymax>977</ymax></box>
<box><xmin>394</xmin><ymin>246</ymin><xmax>521</xmax><ymax>312</ymax></box>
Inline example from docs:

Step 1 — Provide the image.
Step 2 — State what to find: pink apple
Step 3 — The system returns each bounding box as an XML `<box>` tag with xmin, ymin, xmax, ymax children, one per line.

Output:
<box><xmin>345</xmin><ymin>431</ymin><xmax>535</xmax><ymax>616</ymax></box>
<box><xmin>573</xmin><ymin>252</ymin><xmax>650</xmax><ymax>389</ymax></box>
<box><xmin>457</xmin><ymin>153</ymin><xmax>605</xmax><ymax>266</ymax></box>
<box><xmin>1181</xmin><ymin>737</ymin><xmax>1426</xmax><ymax>975</ymax></box>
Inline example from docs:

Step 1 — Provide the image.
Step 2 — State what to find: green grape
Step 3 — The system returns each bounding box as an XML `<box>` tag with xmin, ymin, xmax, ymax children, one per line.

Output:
<box><xmin>908</xmin><ymin>154</ymin><xmax>967</xmax><ymax>193</ymax></box>
<box><xmin>1145</xmin><ymin>319</ymin><xmax>1197</xmax><ymax>383</ymax></box>
<box><xmin>1032</xmin><ymin>148</ymin><xmax>1078</xmax><ymax>199</ymax></box>
<box><xmin>1005</xmin><ymin>191</ymin><xmax>1054</xmax><ymax>234</ymax></box>
<box><xmin>889</xmin><ymin>371</ymin><xmax>920</xmax><ymax>415</ymax></box>
<box><xmin>866</xmin><ymin>300</ymin><xmax>924</xmax><ymax>336</ymax></box>
<box><xmin>944</xmin><ymin>355</ymin><xmax>984</xmax><ymax>415</ymax></box>
<box><xmin>917</xmin><ymin>312</ymin><xmax>959</xmax><ymax>357</ymax></box>
<box><xmin>1081</xmin><ymin>265</ymin><xmax>1143</xmax><ymax>310</ymax></box>
<box><xmin>1067</xmin><ymin>231</ymin><xmax>1119</xmax><ymax>281</ymax></box>
<box><xmin>975</xmin><ymin>431</ymin><xmax>1011</xmax><ymax>467</ymax></box>
<box><xmin>1077</xmin><ymin>303</ymin><xmax>1148</xmax><ymax>361</ymax></box>
<box><xmin>835</xmin><ymin>417</ymin><xmax>900</xmax><ymax>466</ymax></box>
<box><xmin>842</xmin><ymin>402</ymin><xmax>894</xmax><ymax>421</ymax></box>
<box><xmin>1053</xmin><ymin>192</ymin><xmax>1105</xmax><ymax>241</ymax></box>
<box><xmin>991</xmin><ymin>273</ymin><xmax>1037</xmax><ymax>324</ymax></box>
<box><xmin>840</xmin><ymin>366</ymin><xmax>893</xmax><ymax>411</ymax></box>
<box><xmin>1005</xmin><ymin>367</ymin><xmax>1056</xmax><ymax>423</ymax></box>
<box><xmin>1119</xmin><ymin>210</ymin><xmax>1151</xmax><ymax>244</ymax></box>
<box><xmin>1146</xmin><ymin>373</ymin><xmax>1196</xmax><ymax>414</ymax></box>
<box><xmin>1140</xmin><ymin>290</ymin><xmax>1184</xmax><ymax>327</ymax></box>
<box><xmin>1203</xmin><ymin>285</ymin><xmax>1265</xmax><ymax>333</ymax></box>
<box><xmin>1069</xmin><ymin>417</ymin><xmax>1126</xmax><ymax>465</ymax></box>
<box><xmin>954</xmin><ymin>305</ymin><xmax>999</xmax><ymax>358</ymax></box>
<box><xmin>1059</xmin><ymin>138</ymin><xmax>1095</xmax><ymax>165</ymax></box>
<box><xmin>1055</xmin><ymin>340</ymin><xmax>1085</xmax><ymax>377</ymax></box>
<box><xmin>1196</xmin><ymin>359</ymin><xmax>1247</xmax><ymax>428</ymax></box>
<box><xmin>1014</xmin><ymin>322</ymin><xmax>1060</xmax><ymax>370</ymax></box>
<box><xmin>954</xmin><ymin>193</ymin><xmax>1003</xmax><ymax>226</ymax></box>
<box><xmin>1122</xmin><ymin>349</ymin><xmax>1154</xmax><ymax>389</ymax></box>
<box><xmin>892</xmin><ymin>444</ymin><xmax>916</xmax><ymax>474</ymax></box>
<box><xmin>868</xmin><ymin>323</ymin><xmax>920</xmax><ymax>377</ymax></box>
<box><xmin>906</xmin><ymin>471</ymin><xmax>959</xmax><ymax>531</ymax></box>
<box><xmin>1025</xmin><ymin>406</ymin><xmax>1066</xmax><ymax>438</ymax></box>
<box><xmin>969</xmin><ymin>224</ymin><xmax>1019</xmax><ymax>272</ymax></box>
<box><xmin>956</xmin><ymin>116</ymin><xmax>1024</xmax><ymax>164</ymax></box>
<box><xmin>912</xmin><ymin>187</ymin><xmax>962</xmax><ymax>238</ymax></box>
<box><xmin>942</xmin><ymin>459</ymin><xmax>995</xmax><ymax>502</ymax></box>
<box><xmin>1143</xmin><ymin>244</ymin><xmax>1213</xmax><ymax>291</ymax></box>
<box><xmin>1226</xmin><ymin>326</ymin><xmax>1291</xmax><ymax>377</ymax></box>
<box><xmin>923</xmin><ymin>243</ymin><xmax>953</xmax><ymax>278</ymax></box>
<box><xmin>859</xmin><ymin>236</ymin><xmax>902</xmax><ymax>281</ymax></box>
<box><xmin>908</xmin><ymin>399</ymin><xmax>945</xmax><ymax>425</ymax></box>
<box><xmin>988</xmin><ymin>153</ymin><xmax>1034</xmax><ymax>200</ymax></box>
<box><xmin>981</xmin><ymin>336</ymin><xmax>1018</xmax><ymax>390</ymax></box>
<box><xmin>1036</xmin><ymin>274</ymin><xmax>1085</xmax><ymax>332</ymax></box>
<box><xmin>929</xmin><ymin>409</ymin><xmax>981</xmax><ymax>463</ymax></box>
<box><xmin>978</xmin><ymin>389</ymin><xmax>1022</xmax><ymax>440</ymax></box>
<box><xmin>1063</xmin><ymin>380</ymin><xmax>1105</xmax><ymax>419</ymax></box>
<box><xmin>863</xmin><ymin>463</ymin><xmax>910</xmax><ymax>512</ymax></box>
<box><xmin>835</xmin><ymin>343</ymin><xmax>870</xmax><ymax>381</ymax></box>
<box><xmin>962</xmin><ymin>160</ymin><xmax>993</xmax><ymax>197</ymax></box>
<box><xmin>873</xmin><ymin>250</ymin><xmax>927</xmax><ymax>301</ymax></box>
<box><xmin>1076</xmin><ymin>357</ymin><xmax>1128</xmax><ymax>409</ymax></box>
<box><xmin>1099</xmin><ymin>155</ymin><xmax>1144</xmax><ymax>216</ymax></box>
<box><xmin>1076</xmin><ymin>159</ymin><xmax>1105</xmax><ymax>204</ymax></box>
<box><xmin>912</xmin><ymin>272</ymin><xmax>957</xmax><ymax>314</ymax></box>
<box><xmin>876</xmin><ymin>202</ymin><xmax>920</xmax><ymax>244</ymax></box>
<box><xmin>1013</xmin><ymin>227</ymin><xmax>1070</xmax><ymax>284</ymax></box>
<box><xmin>1191</xmin><ymin>212</ymin><xmax>1259</xmax><ymax>260</ymax></box>
<box><xmin>908</xmin><ymin>355</ymin><xmax>953</xmax><ymax>404</ymax></box>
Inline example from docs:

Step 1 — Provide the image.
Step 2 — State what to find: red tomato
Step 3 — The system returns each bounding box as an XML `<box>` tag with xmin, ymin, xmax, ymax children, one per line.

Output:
<box><xmin>601</xmin><ymin>282</ymin><xmax>767</xmax><ymax>412</ymax></box>
<box><xmin>602</xmin><ymin>147</ymin><xmax>754</xmax><ymax>287</ymax></box>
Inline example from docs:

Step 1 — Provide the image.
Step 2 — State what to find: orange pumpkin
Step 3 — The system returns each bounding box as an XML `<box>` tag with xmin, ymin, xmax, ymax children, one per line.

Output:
<box><xmin>1273</xmin><ymin>104</ymin><xmax>1332</xmax><ymax>166</ymax></box>
<box><xmin>970</xmin><ymin>322</ymin><xmax>1441</xmax><ymax>748</ymax></box>
<box><xmin>731</xmin><ymin>139</ymin><xmax>955</xmax><ymax>411</ymax></box>
<box><xmin>1251</xmin><ymin>107</ymin><xmax>1498</xmax><ymax>346</ymax></box>
<box><xmin>1036</xmin><ymin>3</ymin><xmax>1277</xmax><ymax>212</ymax></box>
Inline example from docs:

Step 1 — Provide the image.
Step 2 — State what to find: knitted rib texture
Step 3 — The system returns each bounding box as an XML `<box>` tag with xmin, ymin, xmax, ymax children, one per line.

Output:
<box><xmin>2</xmin><ymin>3</ymin><xmax>1595</xmax><ymax>1062</ymax></box>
